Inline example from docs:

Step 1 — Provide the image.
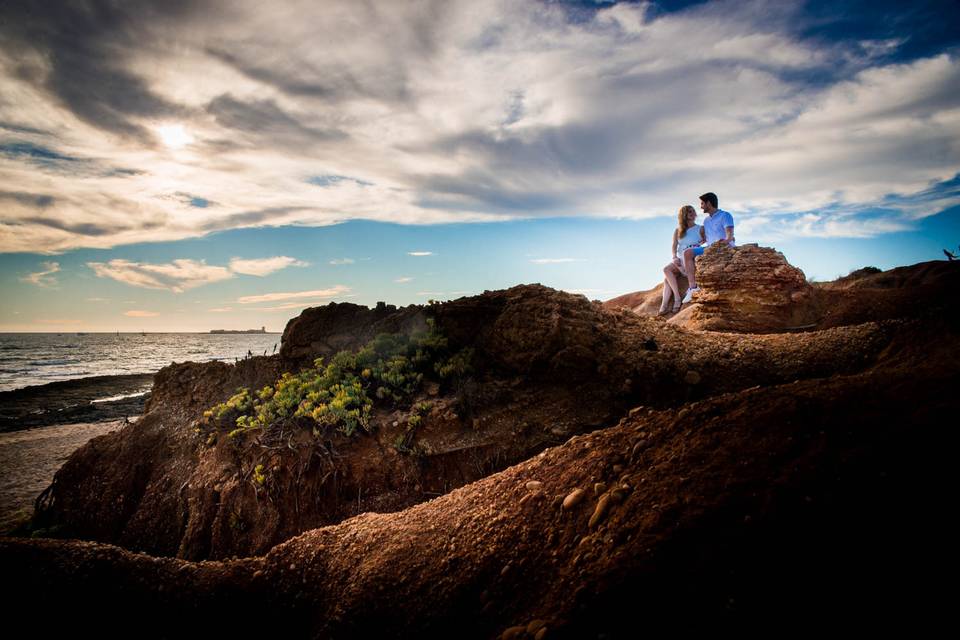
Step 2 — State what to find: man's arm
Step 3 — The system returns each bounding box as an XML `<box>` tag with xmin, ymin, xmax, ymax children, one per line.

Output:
<box><xmin>723</xmin><ymin>225</ymin><xmax>735</xmax><ymax>244</ymax></box>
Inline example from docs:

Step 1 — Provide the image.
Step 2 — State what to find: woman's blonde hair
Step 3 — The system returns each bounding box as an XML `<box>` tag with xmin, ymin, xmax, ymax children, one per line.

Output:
<box><xmin>677</xmin><ymin>205</ymin><xmax>696</xmax><ymax>238</ymax></box>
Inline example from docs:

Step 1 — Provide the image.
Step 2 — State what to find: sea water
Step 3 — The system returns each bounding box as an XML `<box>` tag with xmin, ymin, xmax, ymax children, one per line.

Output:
<box><xmin>0</xmin><ymin>333</ymin><xmax>282</xmax><ymax>392</ymax></box>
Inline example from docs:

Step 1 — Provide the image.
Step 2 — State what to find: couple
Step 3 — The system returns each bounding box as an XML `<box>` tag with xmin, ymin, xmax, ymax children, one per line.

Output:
<box><xmin>659</xmin><ymin>192</ymin><xmax>735</xmax><ymax>315</ymax></box>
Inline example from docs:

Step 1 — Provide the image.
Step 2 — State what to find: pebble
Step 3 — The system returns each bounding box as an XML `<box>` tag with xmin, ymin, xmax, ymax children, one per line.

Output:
<box><xmin>535</xmin><ymin>628</ymin><xmax>548</xmax><ymax>640</ymax></box>
<box><xmin>589</xmin><ymin>495</ymin><xmax>612</xmax><ymax>529</ymax></box>
<box><xmin>593</xmin><ymin>482</ymin><xmax>606</xmax><ymax>496</ymax></box>
<box><xmin>609</xmin><ymin>487</ymin><xmax>628</xmax><ymax>503</ymax></box>
<box><xmin>501</xmin><ymin>626</ymin><xmax>526</xmax><ymax>640</ymax></box>
<box><xmin>527</xmin><ymin>620</ymin><xmax>547</xmax><ymax>635</ymax></box>
<box><xmin>612</xmin><ymin>464</ymin><xmax>624</xmax><ymax>474</ymax></box>
<box><xmin>562</xmin><ymin>489</ymin><xmax>586</xmax><ymax>510</ymax></box>
<box><xmin>631</xmin><ymin>440</ymin><xmax>648</xmax><ymax>457</ymax></box>
<box><xmin>525</xmin><ymin>480</ymin><xmax>543</xmax><ymax>491</ymax></box>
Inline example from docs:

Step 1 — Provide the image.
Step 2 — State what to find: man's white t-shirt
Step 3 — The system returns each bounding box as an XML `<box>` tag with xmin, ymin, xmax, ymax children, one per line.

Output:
<box><xmin>703</xmin><ymin>209</ymin><xmax>735</xmax><ymax>246</ymax></box>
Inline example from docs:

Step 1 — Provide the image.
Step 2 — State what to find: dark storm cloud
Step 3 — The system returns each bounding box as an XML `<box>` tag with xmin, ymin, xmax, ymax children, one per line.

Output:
<box><xmin>414</xmin><ymin>170</ymin><xmax>567</xmax><ymax>214</ymax></box>
<box><xmin>0</xmin><ymin>0</ymin><xmax>197</xmax><ymax>140</ymax></box>
<box><xmin>206</xmin><ymin>47</ymin><xmax>411</xmax><ymax>105</ymax></box>
<box><xmin>196</xmin><ymin>207</ymin><xmax>308</xmax><ymax>232</ymax></box>
<box><xmin>0</xmin><ymin>122</ymin><xmax>50</xmax><ymax>136</ymax></box>
<box><xmin>20</xmin><ymin>217</ymin><xmax>117</xmax><ymax>237</ymax></box>
<box><xmin>205</xmin><ymin>48</ymin><xmax>345</xmax><ymax>99</ymax></box>
<box><xmin>21</xmin><ymin>212</ymin><xmax>168</xmax><ymax>236</ymax></box>
<box><xmin>0</xmin><ymin>141</ymin><xmax>144</xmax><ymax>178</ymax></box>
<box><xmin>0</xmin><ymin>190</ymin><xmax>55</xmax><ymax>209</ymax></box>
<box><xmin>206</xmin><ymin>95</ymin><xmax>347</xmax><ymax>145</ymax></box>
<box><xmin>0</xmin><ymin>142</ymin><xmax>82</xmax><ymax>165</ymax></box>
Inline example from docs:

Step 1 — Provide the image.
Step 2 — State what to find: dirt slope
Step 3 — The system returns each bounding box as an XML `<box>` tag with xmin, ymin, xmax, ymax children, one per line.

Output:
<box><xmin>2</xmin><ymin>259</ymin><xmax>957</xmax><ymax>636</ymax></box>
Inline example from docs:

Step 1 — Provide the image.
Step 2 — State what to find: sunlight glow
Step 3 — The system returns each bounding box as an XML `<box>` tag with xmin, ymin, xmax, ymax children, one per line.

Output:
<box><xmin>155</xmin><ymin>123</ymin><xmax>193</xmax><ymax>148</ymax></box>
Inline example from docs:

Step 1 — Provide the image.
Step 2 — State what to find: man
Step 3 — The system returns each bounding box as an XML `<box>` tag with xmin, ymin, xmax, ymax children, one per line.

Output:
<box><xmin>681</xmin><ymin>192</ymin><xmax>735</xmax><ymax>304</ymax></box>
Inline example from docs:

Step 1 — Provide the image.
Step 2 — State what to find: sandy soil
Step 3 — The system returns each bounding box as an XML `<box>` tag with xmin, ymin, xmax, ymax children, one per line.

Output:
<box><xmin>0</xmin><ymin>419</ymin><xmax>125</xmax><ymax>532</ymax></box>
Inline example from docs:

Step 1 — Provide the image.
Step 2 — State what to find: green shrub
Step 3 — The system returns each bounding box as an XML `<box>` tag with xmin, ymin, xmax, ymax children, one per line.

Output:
<box><xmin>200</xmin><ymin>324</ymin><xmax>472</xmax><ymax>440</ymax></box>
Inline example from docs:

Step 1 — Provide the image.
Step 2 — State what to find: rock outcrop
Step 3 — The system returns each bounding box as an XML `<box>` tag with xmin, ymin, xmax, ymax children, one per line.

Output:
<box><xmin>280</xmin><ymin>301</ymin><xmax>426</xmax><ymax>366</ymax></box>
<box><xmin>607</xmin><ymin>248</ymin><xmax>960</xmax><ymax>334</ymax></box>
<box><xmin>3</xmin><ymin>329</ymin><xmax>955</xmax><ymax>635</ymax></box>
<box><xmin>672</xmin><ymin>244</ymin><xmax>819</xmax><ymax>332</ymax></box>
<box><xmin>5</xmin><ymin>260</ymin><xmax>959</xmax><ymax>636</ymax></box>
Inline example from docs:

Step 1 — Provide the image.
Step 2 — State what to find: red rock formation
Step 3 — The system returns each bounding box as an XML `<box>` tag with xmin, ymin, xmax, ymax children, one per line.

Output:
<box><xmin>3</xmin><ymin>327</ymin><xmax>955</xmax><ymax>635</ymax></box>
<box><xmin>671</xmin><ymin>243</ymin><xmax>820</xmax><ymax>332</ymax></box>
<box><xmin>27</xmin><ymin>283</ymin><xmax>919</xmax><ymax>560</ymax></box>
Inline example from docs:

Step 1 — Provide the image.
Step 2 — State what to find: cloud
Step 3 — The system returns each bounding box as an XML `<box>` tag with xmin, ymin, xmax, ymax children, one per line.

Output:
<box><xmin>85</xmin><ymin>255</ymin><xmax>306</xmax><ymax>291</ymax></box>
<box><xmin>394</xmin><ymin>276</ymin><xmax>413</xmax><ymax>283</ymax></box>
<box><xmin>85</xmin><ymin>297</ymin><xmax>109</xmax><ymax>302</ymax></box>
<box><xmin>407</xmin><ymin>251</ymin><xmax>433</xmax><ymax>256</ymax></box>
<box><xmin>21</xmin><ymin>261</ymin><xmax>60</xmax><ymax>286</ymax></box>
<box><xmin>0</xmin><ymin>0</ymin><xmax>957</xmax><ymax>253</ymax></box>
<box><xmin>329</xmin><ymin>258</ymin><xmax>355</xmax><ymax>265</ymax></box>
<box><xmin>243</xmin><ymin>301</ymin><xmax>330</xmax><ymax>311</ymax></box>
<box><xmin>87</xmin><ymin>259</ymin><xmax>232</xmax><ymax>293</ymax></box>
<box><xmin>124</xmin><ymin>310</ymin><xmax>159</xmax><ymax>317</ymax></box>
<box><xmin>228</xmin><ymin>256</ymin><xmax>308</xmax><ymax>276</ymax></box>
<box><xmin>236</xmin><ymin>285</ymin><xmax>350</xmax><ymax>304</ymax></box>
<box><xmin>529</xmin><ymin>258</ymin><xmax>584</xmax><ymax>264</ymax></box>
<box><xmin>208</xmin><ymin>307</ymin><xmax>233</xmax><ymax>312</ymax></box>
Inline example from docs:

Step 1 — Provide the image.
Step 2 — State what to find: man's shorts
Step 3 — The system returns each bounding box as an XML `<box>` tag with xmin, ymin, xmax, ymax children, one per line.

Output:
<box><xmin>690</xmin><ymin>246</ymin><xmax>705</xmax><ymax>257</ymax></box>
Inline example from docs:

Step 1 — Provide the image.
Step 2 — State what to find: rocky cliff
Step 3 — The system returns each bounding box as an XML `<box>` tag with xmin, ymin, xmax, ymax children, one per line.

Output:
<box><xmin>3</xmin><ymin>257</ymin><xmax>958</xmax><ymax>636</ymax></box>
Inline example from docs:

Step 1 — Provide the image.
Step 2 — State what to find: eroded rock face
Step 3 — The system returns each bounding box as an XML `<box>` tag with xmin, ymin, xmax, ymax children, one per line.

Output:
<box><xmin>279</xmin><ymin>301</ymin><xmax>427</xmax><ymax>366</ymax></box>
<box><xmin>672</xmin><ymin>244</ymin><xmax>820</xmax><ymax>332</ymax></box>
<box><xmin>4</xmin><ymin>326</ymin><xmax>955</xmax><ymax>636</ymax></box>
<box><xmin>7</xmin><ymin>262</ymin><xmax>959</xmax><ymax>634</ymax></box>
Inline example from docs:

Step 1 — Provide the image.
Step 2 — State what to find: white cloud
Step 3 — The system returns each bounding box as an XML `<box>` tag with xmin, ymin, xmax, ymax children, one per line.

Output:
<box><xmin>87</xmin><ymin>259</ymin><xmax>232</xmax><ymax>293</ymax></box>
<box><xmin>85</xmin><ymin>297</ymin><xmax>109</xmax><ymax>302</ymax></box>
<box><xmin>408</xmin><ymin>251</ymin><xmax>433</xmax><ymax>257</ymax></box>
<box><xmin>0</xmin><ymin>0</ymin><xmax>957</xmax><ymax>253</ymax></box>
<box><xmin>394</xmin><ymin>276</ymin><xmax>413</xmax><ymax>283</ymax></box>
<box><xmin>236</xmin><ymin>285</ymin><xmax>350</xmax><ymax>304</ymax></box>
<box><xmin>329</xmin><ymin>258</ymin><xmax>355</xmax><ymax>265</ymax></box>
<box><xmin>243</xmin><ymin>301</ymin><xmax>329</xmax><ymax>311</ymax></box>
<box><xmin>21</xmin><ymin>261</ymin><xmax>60</xmax><ymax>287</ymax></box>
<box><xmin>228</xmin><ymin>255</ymin><xmax>308</xmax><ymax>276</ymax></box>
<box><xmin>208</xmin><ymin>307</ymin><xmax>233</xmax><ymax>312</ymax></box>
<box><xmin>124</xmin><ymin>310</ymin><xmax>160</xmax><ymax>317</ymax></box>
<box><xmin>529</xmin><ymin>258</ymin><xmax>584</xmax><ymax>264</ymax></box>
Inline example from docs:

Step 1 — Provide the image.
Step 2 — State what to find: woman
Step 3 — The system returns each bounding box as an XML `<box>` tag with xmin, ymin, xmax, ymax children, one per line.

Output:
<box><xmin>659</xmin><ymin>205</ymin><xmax>704</xmax><ymax>314</ymax></box>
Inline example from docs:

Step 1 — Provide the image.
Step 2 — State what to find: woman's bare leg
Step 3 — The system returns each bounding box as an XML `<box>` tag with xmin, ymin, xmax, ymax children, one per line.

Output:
<box><xmin>683</xmin><ymin>247</ymin><xmax>697</xmax><ymax>288</ymax></box>
<box><xmin>659</xmin><ymin>277</ymin><xmax>672</xmax><ymax>313</ymax></box>
<box><xmin>663</xmin><ymin>263</ymin><xmax>681</xmax><ymax>311</ymax></box>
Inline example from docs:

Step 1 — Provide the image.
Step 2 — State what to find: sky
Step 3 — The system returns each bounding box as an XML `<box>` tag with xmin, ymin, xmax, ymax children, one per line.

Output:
<box><xmin>0</xmin><ymin>0</ymin><xmax>958</xmax><ymax>332</ymax></box>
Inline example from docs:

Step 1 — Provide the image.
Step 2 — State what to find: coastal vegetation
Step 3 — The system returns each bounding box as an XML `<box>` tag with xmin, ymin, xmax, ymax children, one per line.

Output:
<box><xmin>199</xmin><ymin>321</ymin><xmax>473</xmax><ymax>440</ymax></box>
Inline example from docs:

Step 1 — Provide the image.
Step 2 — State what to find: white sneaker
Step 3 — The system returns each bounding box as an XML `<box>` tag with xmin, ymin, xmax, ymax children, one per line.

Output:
<box><xmin>681</xmin><ymin>287</ymin><xmax>700</xmax><ymax>304</ymax></box>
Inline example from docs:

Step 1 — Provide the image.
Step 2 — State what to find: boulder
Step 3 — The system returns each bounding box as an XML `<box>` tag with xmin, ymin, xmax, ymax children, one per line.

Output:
<box><xmin>671</xmin><ymin>244</ymin><xmax>820</xmax><ymax>332</ymax></box>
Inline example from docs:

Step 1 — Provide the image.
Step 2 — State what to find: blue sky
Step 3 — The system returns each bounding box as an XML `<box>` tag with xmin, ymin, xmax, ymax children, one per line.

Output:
<box><xmin>0</xmin><ymin>0</ymin><xmax>958</xmax><ymax>331</ymax></box>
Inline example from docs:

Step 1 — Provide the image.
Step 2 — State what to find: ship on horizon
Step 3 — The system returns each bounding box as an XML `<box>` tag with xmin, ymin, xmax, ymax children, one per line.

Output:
<box><xmin>209</xmin><ymin>326</ymin><xmax>271</xmax><ymax>334</ymax></box>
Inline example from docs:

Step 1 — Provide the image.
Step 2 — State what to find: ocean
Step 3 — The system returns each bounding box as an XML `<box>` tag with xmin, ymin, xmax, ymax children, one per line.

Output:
<box><xmin>0</xmin><ymin>333</ymin><xmax>282</xmax><ymax>392</ymax></box>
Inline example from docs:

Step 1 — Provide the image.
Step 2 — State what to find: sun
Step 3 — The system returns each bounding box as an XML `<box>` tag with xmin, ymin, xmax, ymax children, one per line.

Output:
<box><xmin>155</xmin><ymin>123</ymin><xmax>194</xmax><ymax>149</ymax></box>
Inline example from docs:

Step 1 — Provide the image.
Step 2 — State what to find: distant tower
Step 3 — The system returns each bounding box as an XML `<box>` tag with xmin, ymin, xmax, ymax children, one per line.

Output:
<box><xmin>261</xmin><ymin>325</ymin><xmax>266</xmax><ymax>332</ymax></box>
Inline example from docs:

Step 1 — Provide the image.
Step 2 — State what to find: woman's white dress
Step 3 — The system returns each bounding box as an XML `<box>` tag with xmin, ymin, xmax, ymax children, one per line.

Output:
<box><xmin>676</xmin><ymin>224</ymin><xmax>703</xmax><ymax>269</ymax></box>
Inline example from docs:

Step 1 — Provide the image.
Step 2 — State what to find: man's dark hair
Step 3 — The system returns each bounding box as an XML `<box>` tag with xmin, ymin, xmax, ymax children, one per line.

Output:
<box><xmin>699</xmin><ymin>192</ymin><xmax>718</xmax><ymax>208</ymax></box>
